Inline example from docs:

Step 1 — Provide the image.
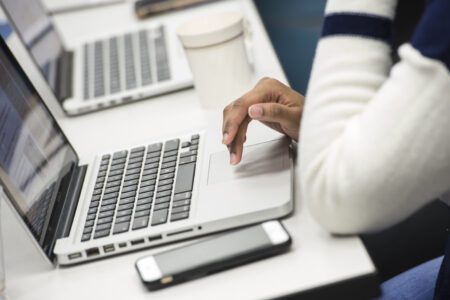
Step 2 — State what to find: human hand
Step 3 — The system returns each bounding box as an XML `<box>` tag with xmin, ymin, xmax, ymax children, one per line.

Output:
<box><xmin>222</xmin><ymin>77</ymin><xmax>304</xmax><ymax>165</ymax></box>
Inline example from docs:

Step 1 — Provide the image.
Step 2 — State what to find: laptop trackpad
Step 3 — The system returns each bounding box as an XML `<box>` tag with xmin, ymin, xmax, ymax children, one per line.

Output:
<box><xmin>207</xmin><ymin>139</ymin><xmax>288</xmax><ymax>185</ymax></box>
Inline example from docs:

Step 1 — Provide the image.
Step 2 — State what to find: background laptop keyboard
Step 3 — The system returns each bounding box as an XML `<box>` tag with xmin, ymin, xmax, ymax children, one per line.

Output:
<box><xmin>81</xmin><ymin>135</ymin><xmax>199</xmax><ymax>242</ymax></box>
<box><xmin>83</xmin><ymin>26</ymin><xmax>171</xmax><ymax>100</ymax></box>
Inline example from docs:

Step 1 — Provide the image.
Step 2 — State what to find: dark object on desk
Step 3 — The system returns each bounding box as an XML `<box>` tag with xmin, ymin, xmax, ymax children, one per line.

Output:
<box><xmin>135</xmin><ymin>0</ymin><xmax>221</xmax><ymax>19</ymax></box>
<box><xmin>135</xmin><ymin>221</ymin><xmax>292</xmax><ymax>290</ymax></box>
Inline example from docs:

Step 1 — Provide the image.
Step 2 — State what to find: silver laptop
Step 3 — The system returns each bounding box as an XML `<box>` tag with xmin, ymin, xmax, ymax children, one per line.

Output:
<box><xmin>0</xmin><ymin>36</ymin><xmax>293</xmax><ymax>265</ymax></box>
<box><xmin>0</xmin><ymin>0</ymin><xmax>193</xmax><ymax>116</ymax></box>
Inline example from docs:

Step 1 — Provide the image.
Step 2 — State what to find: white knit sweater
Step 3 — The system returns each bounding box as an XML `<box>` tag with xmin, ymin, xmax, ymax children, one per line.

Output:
<box><xmin>299</xmin><ymin>0</ymin><xmax>450</xmax><ymax>234</ymax></box>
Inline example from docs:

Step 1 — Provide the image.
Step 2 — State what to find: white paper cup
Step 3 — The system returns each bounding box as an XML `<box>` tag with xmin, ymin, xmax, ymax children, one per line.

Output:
<box><xmin>177</xmin><ymin>11</ymin><xmax>253</xmax><ymax>109</ymax></box>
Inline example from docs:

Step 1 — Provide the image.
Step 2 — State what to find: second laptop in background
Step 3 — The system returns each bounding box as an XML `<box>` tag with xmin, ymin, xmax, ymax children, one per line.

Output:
<box><xmin>0</xmin><ymin>0</ymin><xmax>193</xmax><ymax>115</ymax></box>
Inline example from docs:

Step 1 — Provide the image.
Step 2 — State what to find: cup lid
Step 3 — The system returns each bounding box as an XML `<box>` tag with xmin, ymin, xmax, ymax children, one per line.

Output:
<box><xmin>177</xmin><ymin>11</ymin><xmax>244</xmax><ymax>48</ymax></box>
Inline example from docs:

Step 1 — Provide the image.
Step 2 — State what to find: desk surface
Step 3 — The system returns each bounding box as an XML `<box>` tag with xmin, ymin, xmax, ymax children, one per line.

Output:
<box><xmin>2</xmin><ymin>1</ymin><xmax>378</xmax><ymax>299</ymax></box>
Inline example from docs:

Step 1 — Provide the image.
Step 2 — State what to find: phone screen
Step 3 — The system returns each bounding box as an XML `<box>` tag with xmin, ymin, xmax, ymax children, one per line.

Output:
<box><xmin>154</xmin><ymin>225</ymin><xmax>273</xmax><ymax>275</ymax></box>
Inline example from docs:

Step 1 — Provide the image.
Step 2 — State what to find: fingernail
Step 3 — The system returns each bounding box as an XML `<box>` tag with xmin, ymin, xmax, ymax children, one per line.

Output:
<box><xmin>222</xmin><ymin>133</ymin><xmax>229</xmax><ymax>144</ymax></box>
<box><xmin>230</xmin><ymin>153</ymin><xmax>238</xmax><ymax>165</ymax></box>
<box><xmin>249</xmin><ymin>105</ymin><xmax>263</xmax><ymax>119</ymax></box>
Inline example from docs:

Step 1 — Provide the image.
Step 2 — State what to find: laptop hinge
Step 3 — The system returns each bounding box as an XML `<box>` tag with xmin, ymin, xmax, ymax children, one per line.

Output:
<box><xmin>55</xmin><ymin>50</ymin><xmax>74</xmax><ymax>101</ymax></box>
<box><xmin>56</xmin><ymin>164</ymin><xmax>87</xmax><ymax>239</ymax></box>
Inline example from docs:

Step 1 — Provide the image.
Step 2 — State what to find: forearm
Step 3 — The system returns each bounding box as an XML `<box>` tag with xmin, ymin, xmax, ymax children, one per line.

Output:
<box><xmin>300</xmin><ymin>0</ymin><xmax>450</xmax><ymax>234</ymax></box>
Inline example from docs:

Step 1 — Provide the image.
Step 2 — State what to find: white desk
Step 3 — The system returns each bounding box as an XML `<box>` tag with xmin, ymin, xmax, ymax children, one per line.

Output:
<box><xmin>2</xmin><ymin>1</ymin><xmax>379</xmax><ymax>299</ymax></box>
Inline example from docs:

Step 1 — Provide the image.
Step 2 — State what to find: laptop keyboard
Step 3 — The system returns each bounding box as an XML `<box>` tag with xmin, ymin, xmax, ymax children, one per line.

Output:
<box><xmin>81</xmin><ymin>134</ymin><xmax>199</xmax><ymax>242</ymax></box>
<box><xmin>83</xmin><ymin>26</ymin><xmax>171</xmax><ymax>100</ymax></box>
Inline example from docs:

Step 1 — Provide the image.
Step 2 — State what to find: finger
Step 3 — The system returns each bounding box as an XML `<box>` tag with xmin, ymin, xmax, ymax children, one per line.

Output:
<box><xmin>222</xmin><ymin>98</ymin><xmax>248</xmax><ymax>145</ymax></box>
<box><xmin>248</xmin><ymin>103</ymin><xmax>298</xmax><ymax>126</ymax></box>
<box><xmin>222</xmin><ymin>78</ymin><xmax>277</xmax><ymax>145</ymax></box>
<box><xmin>229</xmin><ymin>117</ymin><xmax>250</xmax><ymax>165</ymax></box>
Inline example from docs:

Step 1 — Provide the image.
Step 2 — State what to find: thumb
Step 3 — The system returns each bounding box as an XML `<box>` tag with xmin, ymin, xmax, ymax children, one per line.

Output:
<box><xmin>248</xmin><ymin>103</ymin><xmax>295</xmax><ymax>124</ymax></box>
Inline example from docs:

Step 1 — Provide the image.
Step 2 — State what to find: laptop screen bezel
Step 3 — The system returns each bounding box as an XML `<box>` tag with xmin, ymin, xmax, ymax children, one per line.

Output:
<box><xmin>0</xmin><ymin>34</ymin><xmax>79</xmax><ymax>261</ymax></box>
<box><xmin>0</xmin><ymin>1</ymin><xmax>68</xmax><ymax>99</ymax></box>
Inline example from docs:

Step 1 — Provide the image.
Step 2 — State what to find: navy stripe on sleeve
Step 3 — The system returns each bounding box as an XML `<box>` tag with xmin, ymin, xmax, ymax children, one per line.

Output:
<box><xmin>322</xmin><ymin>13</ymin><xmax>393</xmax><ymax>43</ymax></box>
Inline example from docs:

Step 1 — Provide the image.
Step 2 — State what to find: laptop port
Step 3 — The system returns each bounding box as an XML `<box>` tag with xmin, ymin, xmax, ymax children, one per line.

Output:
<box><xmin>103</xmin><ymin>244</ymin><xmax>115</xmax><ymax>253</ymax></box>
<box><xmin>118</xmin><ymin>242</ymin><xmax>127</xmax><ymax>248</ymax></box>
<box><xmin>148</xmin><ymin>235</ymin><xmax>162</xmax><ymax>242</ymax></box>
<box><xmin>68</xmin><ymin>252</ymin><xmax>82</xmax><ymax>260</ymax></box>
<box><xmin>130</xmin><ymin>239</ymin><xmax>145</xmax><ymax>246</ymax></box>
<box><xmin>167</xmin><ymin>228</ymin><xmax>193</xmax><ymax>237</ymax></box>
<box><xmin>86</xmin><ymin>247</ymin><xmax>100</xmax><ymax>257</ymax></box>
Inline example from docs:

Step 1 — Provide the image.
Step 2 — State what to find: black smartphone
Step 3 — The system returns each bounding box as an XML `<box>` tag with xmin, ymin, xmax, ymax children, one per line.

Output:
<box><xmin>135</xmin><ymin>221</ymin><xmax>292</xmax><ymax>290</ymax></box>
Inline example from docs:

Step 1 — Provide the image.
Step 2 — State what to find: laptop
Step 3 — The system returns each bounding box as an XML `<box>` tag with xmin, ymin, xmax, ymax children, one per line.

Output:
<box><xmin>0</xmin><ymin>0</ymin><xmax>193</xmax><ymax>116</ymax></box>
<box><xmin>0</xmin><ymin>36</ymin><xmax>294</xmax><ymax>265</ymax></box>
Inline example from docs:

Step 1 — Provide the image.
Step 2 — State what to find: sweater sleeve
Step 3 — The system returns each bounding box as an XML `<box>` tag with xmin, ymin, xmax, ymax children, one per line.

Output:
<box><xmin>299</xmin><ymin>0</ymin><xmax>450</xmax><ymax>234</ymax></box>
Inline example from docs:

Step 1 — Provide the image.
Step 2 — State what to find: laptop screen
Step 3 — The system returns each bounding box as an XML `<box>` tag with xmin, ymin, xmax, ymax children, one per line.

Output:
<box><xmin>0</xmin><ymin>0</ymin><xmax>64</xmax><ymax>95</ymax></box>
<box><xmin>0</xmin><ymin>35</ymin><xmax>77</xmax><ymax>247</ymax></box>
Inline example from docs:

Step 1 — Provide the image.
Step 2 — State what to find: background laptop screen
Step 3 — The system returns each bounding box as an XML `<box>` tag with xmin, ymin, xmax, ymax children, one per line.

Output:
<box><xmin>0</xmin><ymin>36</ymin><xmax>76</xmax><ymax>246</ymax></box>
<box><xmin>0</xmin><ymin>0</ymin><xmax>64</xmax><ymax>95</ymax></box>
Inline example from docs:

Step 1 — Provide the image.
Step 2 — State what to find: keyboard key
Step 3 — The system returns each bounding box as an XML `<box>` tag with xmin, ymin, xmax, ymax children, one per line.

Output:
<box><xmin>94</xmin><ymin>229</ymin><xmax>110</xmax><ymax>239</ymax></box>
<box><xmin>180</xmin><ymin>150</ymin><xmax>197</xmax><ymax>158</ymax></box>
<box><xmin>89</xmin><ymin>201</ymin><xmax>100</xmax><ymax>209</ymax></box>
<box><xmin>86</xmin><ymin>214</ymin><xmax>96</xmax><ymax>221</ymax></box>
<box><xmin>171</xmin><ymin>205</ymin><xmax>190</xmax><ymax>214</ymax></box>
<box><xmin>140</xmin><ymin>179</ymin><xmax>156</xmax><ymax>187</ymax></box>
<box><xmin>156</xmin><ymin>190</ymin><xmax>171</xmax><ymax>198</ymax></box>
<box><xmin>161</xmin><ymin>161</ymin><xmax>176</xmax><ymax>169</ymax></box>
<box><xmin>154</xmin><ymin>202</ymin><xmax>169</xmax><ymax>210</ymax></box>
<box><xmin>155</xmin><ymin>196</ymin><xmax>171</xmax><ymax>204</ymax></box>
<box><xmin>163</xmin><ymin>150</ymin><xmax>178</xmax><ymax>158</ymax></box>
<box><xmin>123</xmin><ymin>179</ymin><xmax>139</xmax><ymax>187</ymax></box>
<box><xmin>108</xmin><ymin>169</ymin><xmax>124</xmax><ymax>177</ymax></box>
<box><xmin>111</xmin><ymin>157</ymin><xmax>126</xmax><ymax>166</ymax></box>
<box><xmin>97</xmin><ymin>216</ymin><xmax>114</xmax><ymax>225</ymax></box>
<box><xmin>161</xmin><ymin>167</ymin><xmax>175</xmax><ymax>174</ymax></box>
<box><xmin>157</xmin><ymin>184</ymin><xmax>172</xmax><ymax>192</ymax></box>
<box><xmin>98</xmin><ymin>210</ymin><xmax>115</xmax><ymax>219</ymax></box>
<box><xmin>173</xmin><ymin>192</ymin><xmax>191</xmax><ymax>201</ymax></box>
<box><xmin>142</xmin><ymin>174</ymin><xmax>158</xmax><ymax>181</ymax></box>
<box><xmin>81</xmin><ymin>233</ymin><xmax>91</xmax><ymax>241</ymax></box>
<box><xmin>109</xmin><ymin>37</ymin><xmax>121</xmax><ymax>93</ymax></box>
<box><xmin>151</xmin><ymin>209</ymin><xmax>168</xmax><ymax>226</ymax></box>
<box><xmin>101</xmin><ymin>198</ymin><xmax>117</xmax><ymax>206</ymax></box>
<box><xmin>164</xmin><ymin>139</ymin><xmax>180</xmax><ymax>152</ymax></box>
<box><xmin>118</xmin><ymin>203</ymin><xmax>134</xmax><ymax>211</ymax></box>
<box><xmin>191</xmin><ymin>134</ymin><xmax>200</xmax><ymax>140</ymax></box>
<box><xmin>136</xmin><ymin>198</ymin><xmax>152</xmax><ymax>206</ymax></box>
<box><xmin>119</xmin><ymin>197</ymin><xmax>135</xmax><ymax>205</ymax></box>
<box><xmin>96</xmin><ymin>223</ymin><xmax>112</xmax><ymax>232</ymax></box>
<box><xmin>172</xmin><ymin>199</ymin><xmax>191</xmax><ymax>207</ymax></box>
<box><xmin>113</xmin><ymin>150</ymin><xmax>128</xmax><ymax>159</ymax></box>
<box><xmin>139</xmin><ymin>185</ymin><xmax>155</xmax><ymax>193</ymax></box>
<box><xmin>170</xmin><ymin>212</ymin><xmax>189</xmax><ymax>222</ymax></box>
<box><xmin>85</xmin><ymin>220</ymin><xmax>95</xmax><ymax>227</ymax></box>
<box><xmin>132</xmin><ymin>216</ymin><xmax>149</xmax><ymax>230</ymax></box>
<box><xmin>145</xmin><ymin>157</ymin><xmax>160</xmax><ymax>164</ymax></box>
<box><xmin>159</xmin><ymin>173</ymin><xmax>174</xmax><ymax>180</ymax></box>
<box><xmin>124</xmin><ymin>174</ymin><xmax>140</xmax><ymax>181</ymax></box>
<box><xmin>146</xmin><ymin>151</ymin><xmax>160</xmax><ymax>158</ymax></box>
<box><xmin>99</xmin><ymin>204</ymin><xmax>116</xmax><ymax>213</ymax></box>
<box><xmin>113</xmin><ymin>222</ymin><xmax>130</xmax><ymax>234</ymax></box>
<box><xmin>135</xmin><ymin>203</ymin><xmax>152</xmax><ymax>211</ymax></box>
<box><xmin>147</xmin><ymin>143</ymin><xmax>162</xmax><ymax>153</ymax></box>
<box><xmin>92</xmin><ymin>194</ymin><xmax>101</xmax><ymax>202</ymax></box>
<box><xmin>142</xmin><ymin>168</ymin><xmax>159</xmax><ymax>180</ymax></box>
<box><xmin>122</xmin><ymin>185</ymin><xmax>138</xmax><ymax>193</ymax></box>
<box><xmin>181</xmin><ymin>141</ymin><xmax>190</xmax><ymax>148</ymax></box>
<box><xmin>131</xmin><ymin>146</ymin><xmax>145</xmax><ymax>153</ymax></box>
<box><xmin>191</xmin><ymin>139</ymin><xmax>199</xmax><ymax>145</ymax></box>
<box><xmin>120</xmin><ymin>191</ymin><xmax>136</xmax><ymax>199</ymax></box>
<box><xmin>125</xmin><ymin>168</ymin><xmax>141</xmax><ymax>176</ymax></box>
<box><xmin>117</xmin><ymin>209</ymin><xmax>133</xmax><ymax>217</ymax></box>
<box><xmin>138</xmin><ymin>191</ymin><xmax>153</xmax><ymax>199</ymax></box>
<box><xmin>134</xmin><ymin>209</ymin><xmax>151</xmax><ymax>218</ymax></box>
<box><xmin>115</xmin><ymin>215</ymin><xmax>132</xmax><ymax>224</ymax></box>
<box><xmin>83</xmin><ymin>227</ymin><xmax>93</xmax><ymax>235</ymax></box>
<box><xmin>190</xmin><ymin>145</ymin><xmax>199</xmax><ymax>150</ymax></box>
<box><xmin>174</xmin><ymin>163</ymin><xmax>196</xmax><ymax>194</ymax></box>
<box><xmin>103</xmin><ymin>192</ymin><xmax>119</xmax><ymax>200</ymax></box>
<box><xmin>179</xmin><ymin>156</ymin><xmax>196</xmax><ymax>165</ymax></box>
